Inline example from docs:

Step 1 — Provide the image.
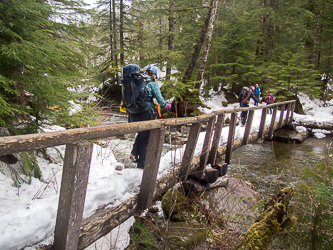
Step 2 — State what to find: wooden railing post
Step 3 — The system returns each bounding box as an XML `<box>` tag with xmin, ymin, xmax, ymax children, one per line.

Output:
<box><xmin>208</xmin><ymin>113</ymin><xmax>225</xmax><ymax>166</ymax></box>
<box><xmin>289</xmin><ymin>102</ymin><xmax>295</xmax><ymax>124</ymax></box>
<box><xmin>268</xmin><ymin>105</ymin><xmax>278</xmax><ymax>140</ymax></box>
<box><xmin>278</xmin><ymin>104</ymin><xmax>285</xmax><ymax>128</ymax></box>
<box><xmin>258</xmin><ymin>108</ymin><xmax>267</xmax><ymax>139</ymax></box>
<box><xmin>179</xmin><ymin>122</ymin><xmax>202</xmax><ymax>182</ymax></box>
<box><xmin>137</xmin><ymin>128</ymin><xmax>166</xmax><ymax>211</ymax></box>
<box><xmin>225</xmin><ymin>112</ymin><xmax>237</xmax><ymax>164</ymax></box>
<box><xmin>285</xmin><ymin>103</ymin><xmax>291</xmax><ymax>125</ymax></box>
<box><xmin>197</xmin><ymin>116</ymin><xmax>216</xmax><ymax>179</ymax></box>
<box><xmin>243</xmin><ymin>110</ymin><xmax>254</xmax><ymax>145</ymax></box>
<box><xmin>54</xmin><ymin>141</ymin><xmax>93</xmax><ymax>250</ymax></box>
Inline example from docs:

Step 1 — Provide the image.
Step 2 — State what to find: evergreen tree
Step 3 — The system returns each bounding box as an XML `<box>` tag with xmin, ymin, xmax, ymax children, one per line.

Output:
<box><xmin>207</xmin><ymin>0</ymin><xmax>260</xmax><ymax>94</ymax></box>
<box><xmin>0</xmin><ymin>0</ymin><xmax>100</xmax><ymax>132</ymax></box>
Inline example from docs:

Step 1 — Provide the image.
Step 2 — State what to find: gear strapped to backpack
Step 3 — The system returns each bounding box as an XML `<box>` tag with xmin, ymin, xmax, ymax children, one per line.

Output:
<box><xmin>121</xmin><ymin>64</ymin><xmax>152</xmax><ymax>114</ymax></box>
<box><xmin>238</xmin><ymin>87</ymin><xmax>250</xmax><ymax>107</ymax></box>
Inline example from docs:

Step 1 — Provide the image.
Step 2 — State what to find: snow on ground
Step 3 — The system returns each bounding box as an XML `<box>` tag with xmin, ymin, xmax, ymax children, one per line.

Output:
<box><xmin>1</xmin><ymin>92</ymin><xmax>333</xmax><ymax>250</ymax></box>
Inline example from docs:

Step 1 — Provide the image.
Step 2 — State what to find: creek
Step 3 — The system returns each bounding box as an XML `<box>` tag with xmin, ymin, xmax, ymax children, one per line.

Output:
<box><xmin>226</xmin><ymin>134</ymin><xmax>333</xmax><ymax>194</ymax></box>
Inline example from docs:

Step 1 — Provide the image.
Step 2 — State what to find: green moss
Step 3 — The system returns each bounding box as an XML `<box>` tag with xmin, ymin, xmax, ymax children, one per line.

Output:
<box><xmin>162</xmin><ymin>189</ymin><xmax>188</xmax><ymax>217</ymax></box>
<box><xmin>222</xmin><ymin>101</ymin><xmax>228</xmax><ymax>107</ymax></box>
<box><xmin>235</xmin><ymin>203</ymin><xmax>285</xmax><ymax>250</ymax></box>
<box><xmin>129</xmin><ymin>219</ymin><xmax>160</xmax><ymax>250</ymax></box>
<box><xmin>176</xmin><ymin>230</ymin><xmax>208</xmax><ymax>249</ymax></box>
<box><xmin>171</xmin><ymin>213</ymin><xmax>186</xmax><ymax>222</ymax></box>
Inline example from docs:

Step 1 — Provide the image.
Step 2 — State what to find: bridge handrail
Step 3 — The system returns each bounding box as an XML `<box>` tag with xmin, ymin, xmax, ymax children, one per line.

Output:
<box><xmin>0</xmin><ymin>100</ymin><xmax>295</xmax><ymax>157</ymax></box>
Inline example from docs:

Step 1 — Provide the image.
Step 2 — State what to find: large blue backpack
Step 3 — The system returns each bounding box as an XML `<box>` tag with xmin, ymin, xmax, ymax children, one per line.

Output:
<box><xmin>121</xmin><ymin>64</ymin><xmax>152</xmax><ymax>114</ymax></box>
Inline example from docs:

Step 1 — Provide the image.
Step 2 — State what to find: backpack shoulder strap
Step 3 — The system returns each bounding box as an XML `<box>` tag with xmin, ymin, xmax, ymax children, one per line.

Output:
<box><xmin>129</xmin><ymin>75</ymin><xmax>136</xmax><ymax>106</ymax></box>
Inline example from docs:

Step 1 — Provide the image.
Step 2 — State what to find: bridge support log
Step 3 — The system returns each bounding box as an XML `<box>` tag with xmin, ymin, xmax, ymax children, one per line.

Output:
<box><xmin>53</xmin><ymin>141</ymin><xmax>93</xmax><ymax>250</ymax></box>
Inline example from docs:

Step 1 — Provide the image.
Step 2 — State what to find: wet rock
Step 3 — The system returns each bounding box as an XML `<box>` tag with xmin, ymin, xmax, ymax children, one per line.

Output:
<box><xmin>199</xmin><ymin>175</ymin><xmax>260</xmax><ymax>233</ymax></box>
<box><xmin>273</xmin><ymin>126</ymin><xmax>309</xmax><ymax>143</ymax></box>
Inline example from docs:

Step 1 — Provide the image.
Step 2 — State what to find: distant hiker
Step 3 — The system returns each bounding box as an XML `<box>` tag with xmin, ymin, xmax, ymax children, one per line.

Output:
<box><xmin>126</xmin><ymin>65</ymin><xmax>171</xmax><ymax>169</ymax></box>
<box><xmin>238</xmin><ymin>86</ymin><xmax>261</xmax><ymax>127</ymax></box>
<box><xmin>265</xmin><ymin>93</ymin><xmax>273</xmax><ymax>114</ymax></box>
<box><xmin>254</xmin><ymin>84</ymin><xmax>261</xmax><ymax>106</ymax></box>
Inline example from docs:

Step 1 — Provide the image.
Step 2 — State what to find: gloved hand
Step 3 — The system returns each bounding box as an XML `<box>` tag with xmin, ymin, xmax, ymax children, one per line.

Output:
<box><xmin>166</xmin><ymin>103</ymin><xmax>171</xmax><ymax>112</ymax></box>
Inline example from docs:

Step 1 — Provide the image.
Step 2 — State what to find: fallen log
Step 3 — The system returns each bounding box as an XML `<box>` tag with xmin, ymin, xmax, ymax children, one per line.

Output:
<box><xmin>293</xmin><ymin>122</ymin><xmax>333</xmax><ymax>130</ymax></box>
<box><xmin>235</xmin><ymin>186</ymin><xmax>295</xmax><ymax>250</ymax></box>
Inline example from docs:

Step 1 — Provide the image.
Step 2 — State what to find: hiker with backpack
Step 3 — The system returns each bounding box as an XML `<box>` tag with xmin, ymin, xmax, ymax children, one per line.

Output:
<box><xmin>265</xmin><ymin>93</ymin><xmax>273</xmax><ymax>114</ymax></box>
<box><xmin>238</xmin><ymin>86</ymin><xmax>261</xmax><ymax>127</ymax></box>
<box><xmin>121</xmin><ymin>64</ymin><xmax>171</xmax><ymax>169</ymax></box>
<box><xmin>254</xmin><ymin>84</ymin><xmax>261</xmax><ymax>106</ymax></box>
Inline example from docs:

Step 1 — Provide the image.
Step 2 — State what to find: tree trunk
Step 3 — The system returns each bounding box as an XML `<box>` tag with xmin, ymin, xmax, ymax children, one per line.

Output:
<box><xmin>195</xmin><ymin>0</ymin><xmax>218</xmax><ymax>89</ymax></box>
<box><xmin>113</xmin><ymin>0</ymin><xmax>117</xmax><ymax>67</ymax></box>
<box><xmin>166</xmin><ymin>0</ymin><xmax>174</xmax><ymax>81</ymax></box>
<box><xmin>268</xmin><ymin>0</ymin><xmax>276</xmax><ymax>60</ymax></box>
<box><xmin>109</xmin><ymin>0</ymin><xmax>113</xmax><ymax>62</ymax></box>
<box><xmin>183</xmin><ymin>0</ymin><xmax>215</xmax><ymax>82</ymax></box>
<box><xmin>312</xmin><ymin>22</ymin><xmax>320</xmax><ymax>70</ymax></box>
<box><xmin>120</xmin><ymin>0</ymin><xmax>124</xmax><ymax>66</ymax></box>
<box><xmin>159</xmin><ymin>6</ymin><xmax>163</xmax><ymax>69</ymax></box>
<box><xmin>139</xmin><ymin>21</ymin><xmax>144</xmax><ymax>61</ymax></box>
<box><xmin>178</xmin><ymin>0</ymin><xmax>218</xmax><ymax>116</ymax></box>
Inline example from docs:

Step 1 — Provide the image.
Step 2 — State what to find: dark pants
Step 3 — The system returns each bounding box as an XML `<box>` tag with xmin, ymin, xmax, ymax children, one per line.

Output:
<box><xmin>254</xmin><ymin>95</ymin><xmax>260</xmax><ymax>106</ymax></box>
<box><xmin>129</xmin><ymin>111</ymin><xmax>155</xmax><ymax>169</ymax></box>
<box><xmin>240</xmin><ymin>102</ymin><xmax>249</xmax><ymax>125</ymax></box>
<box><xmin>241</xmin><ymin>111</ymin><xmax>248</xmax><ymax>125</ymax></box>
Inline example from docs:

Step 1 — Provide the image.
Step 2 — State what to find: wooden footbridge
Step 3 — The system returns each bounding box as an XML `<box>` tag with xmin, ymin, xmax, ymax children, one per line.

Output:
<box><xmin>0</xmin><ymin>100</ymin><xmax>296</xmax><ymax>250</ymax></box>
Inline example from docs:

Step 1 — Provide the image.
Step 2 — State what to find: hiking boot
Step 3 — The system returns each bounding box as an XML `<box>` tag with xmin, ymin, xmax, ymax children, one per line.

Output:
<box><xmin>137</xmin><ymin>162</ymin><xmax>144</xmax><ymax>169</ymax></box>
<box><xmin>241</xmin><ymin>124</ymin><xmax>246</xmax><ymax>127</ymax></box>
<box><xmin>130</xmin><ymin>155</ymin><xmax>138</xmax><ymax>163</ymax></box>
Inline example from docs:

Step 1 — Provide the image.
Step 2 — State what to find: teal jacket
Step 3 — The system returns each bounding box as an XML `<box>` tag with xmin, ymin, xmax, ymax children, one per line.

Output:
<box><xmin>146</xmin><ymin>81</ymin><xmax>167</xmax><ymax>113</ymax></box>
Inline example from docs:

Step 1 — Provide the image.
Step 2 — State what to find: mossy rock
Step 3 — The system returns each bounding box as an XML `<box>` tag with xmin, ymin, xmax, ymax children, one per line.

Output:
<box><xmin>166</xmin><ymin>222</ymin><xmax>208</xmax><ymax>250</ymax></box>
<box><xmin>171</xmin><ymin>213</ymin><xmax>186</xmax><ymax>222</ymax></box>
<box><xmin>222</xmin><ymin>101</ymin><xmax>228</xmax><ymax>107</ymax></box>
<box><xmin>129</xmin><ymin>218</ymin><xmax>160</xmax><ymax>250</ymax></box>
<box><xmin>162</xmin><ymin>189</ymin><xmax>189</xmax><ymax>217</ymax></box>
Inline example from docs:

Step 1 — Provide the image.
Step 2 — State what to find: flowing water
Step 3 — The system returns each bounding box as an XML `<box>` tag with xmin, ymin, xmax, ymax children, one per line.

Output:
<box><xmin>226</xmin><ymin>135</ymin><xmax>333</xmax><ymax>194</ymax></box>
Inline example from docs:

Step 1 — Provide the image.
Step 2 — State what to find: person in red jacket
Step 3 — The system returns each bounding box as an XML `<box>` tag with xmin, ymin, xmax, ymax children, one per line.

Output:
<box><xmin>265</xmin><ymin>93</ymin><xmax>273</xmax><ymax>114</ymax></box>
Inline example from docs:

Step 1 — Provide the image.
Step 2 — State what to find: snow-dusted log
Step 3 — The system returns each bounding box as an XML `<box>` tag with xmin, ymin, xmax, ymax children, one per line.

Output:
<box><xmin>293</xmin><ymin>122</ymin><xmax>333</xmax><ymax>130</ymax></box>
